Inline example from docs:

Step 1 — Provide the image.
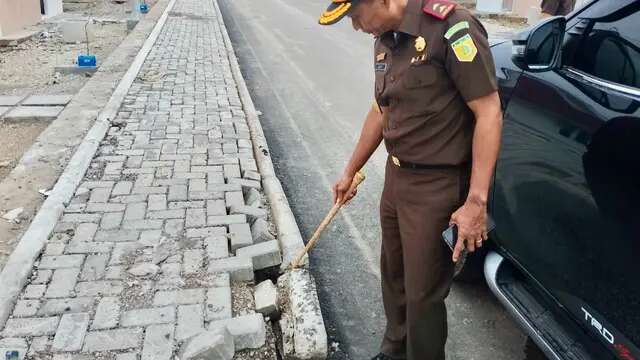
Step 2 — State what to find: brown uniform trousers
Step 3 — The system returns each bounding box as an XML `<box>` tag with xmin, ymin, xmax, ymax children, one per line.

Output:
<box><xmin>380</xmin><ymin>157</ymin><xmax>469</xmax><ymax>359</ymax></box>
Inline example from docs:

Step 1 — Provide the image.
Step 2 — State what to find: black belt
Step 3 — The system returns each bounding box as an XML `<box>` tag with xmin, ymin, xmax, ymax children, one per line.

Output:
<box><xmin>391</xmin><ymin>156</ymin><xmax>465</xmax><ymax>170</ymax></box>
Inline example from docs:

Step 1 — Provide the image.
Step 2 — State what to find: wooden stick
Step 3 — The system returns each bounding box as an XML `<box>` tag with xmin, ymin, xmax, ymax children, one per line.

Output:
<box><xmin>290</xmin><ymin>171</ymin><xmax>366</xmax><ymax>269</ymax></box>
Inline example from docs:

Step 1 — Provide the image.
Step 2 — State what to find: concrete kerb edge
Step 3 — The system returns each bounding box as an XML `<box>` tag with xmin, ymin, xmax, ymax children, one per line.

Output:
<box><xmin>0</xmin><ymin>0</ymin><xmax>177</xmax><ymax>329</ymax></box>
<box><xmin>212</xmin><ymin>0</ymin><xmax>328</xmax><ymax>358</ymax></box>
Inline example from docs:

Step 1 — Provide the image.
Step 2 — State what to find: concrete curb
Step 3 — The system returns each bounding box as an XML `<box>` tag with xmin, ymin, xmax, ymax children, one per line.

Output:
<box><xmin>212</xmin><ymin>0</ymin><xmax>328</xmax><ymax>358</ymax></box>
<box><xmin>0</xmin><ymin>0</ymin><xmax>177</xmax><ymax>329</ymax></box>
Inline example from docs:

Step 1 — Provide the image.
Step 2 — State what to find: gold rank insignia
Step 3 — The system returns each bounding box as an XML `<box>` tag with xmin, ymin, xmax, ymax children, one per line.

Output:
<box><xmin>451</xmin><ymin>33</ymin><xmax>477</xmax><ymax>62</ymax></box>
<box><xmin>376</xmin><ymin>52</ymin><xmax>386</xmax><ymax>61</ymax></box>
<box><xmin>415</xmin><ymin>36</ymin><xmax>426</xmax><ymax>52</ymax></box>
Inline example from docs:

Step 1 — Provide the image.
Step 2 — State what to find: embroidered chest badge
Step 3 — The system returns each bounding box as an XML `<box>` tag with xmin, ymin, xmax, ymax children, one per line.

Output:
<box><xmin>451</xmin><ymin>33</ymin><xmax>477</xmax><ymax>62</ymax></box>
<box><xmin>411</xmin><ymin>36</ymin><xmax>428</xmax><ymax>64</ymax></box>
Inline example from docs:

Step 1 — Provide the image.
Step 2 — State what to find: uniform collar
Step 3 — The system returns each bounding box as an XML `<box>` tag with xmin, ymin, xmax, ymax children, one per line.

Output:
<box><xmin>396</xmin><ymin>0</ymin><xmax>423</xmax><ymax>37</ymax></box>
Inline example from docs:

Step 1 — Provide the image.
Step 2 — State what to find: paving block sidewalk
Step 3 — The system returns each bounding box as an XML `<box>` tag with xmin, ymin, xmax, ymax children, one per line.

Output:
<box><xmin>0</xmin><ymin>0</ymin><xmax>284</xmax><ymax>358</ymax></box>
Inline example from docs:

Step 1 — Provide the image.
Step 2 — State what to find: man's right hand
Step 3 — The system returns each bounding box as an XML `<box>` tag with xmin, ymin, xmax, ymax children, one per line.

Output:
<box><xmin>333</xmin><ymin>172</ymin><xmax>357</xmax><ymax>205</ymax></box>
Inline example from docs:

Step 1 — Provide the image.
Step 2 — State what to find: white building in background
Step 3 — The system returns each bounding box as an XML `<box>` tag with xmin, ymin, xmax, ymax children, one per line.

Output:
<box><xmin>0</xmin><ymin>0</ymin><xmax>63</xmax><ymax>37</ymax></box>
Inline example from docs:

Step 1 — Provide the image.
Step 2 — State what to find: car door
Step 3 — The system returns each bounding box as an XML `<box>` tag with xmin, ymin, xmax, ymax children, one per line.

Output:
<box><xmin>493</xmin><ymin>2</ymin><xmax>640</xmax><ymax>359</ymax></box>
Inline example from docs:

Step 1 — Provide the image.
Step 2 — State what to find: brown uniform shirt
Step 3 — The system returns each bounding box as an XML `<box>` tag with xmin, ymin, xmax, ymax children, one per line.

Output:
<box><xmin>374</xmin><ymin>0</ymin><xmax>498</xmax><ymax>166</ymax></box>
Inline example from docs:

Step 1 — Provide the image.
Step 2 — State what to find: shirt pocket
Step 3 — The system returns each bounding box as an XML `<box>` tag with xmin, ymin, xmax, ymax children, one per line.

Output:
<box><xmin>375</xmin><ymin>72</ymin><xmax>386</xmax><ymax>101</ymax></box>
<box><xmin>404</xmin><ymin>64</ymin><xmax>437</xmax><ymax>89</ymax></box>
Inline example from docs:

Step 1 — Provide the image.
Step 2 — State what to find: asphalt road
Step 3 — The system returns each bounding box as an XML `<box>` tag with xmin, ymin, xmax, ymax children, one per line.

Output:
<box><xmin>218</xmin><ymin>1</ymin><xmax>539</xmax><ymax>359</ymax></box>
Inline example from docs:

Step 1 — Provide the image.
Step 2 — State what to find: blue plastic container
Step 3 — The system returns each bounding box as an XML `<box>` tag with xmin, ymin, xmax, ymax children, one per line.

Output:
<box><xmin>6</xmin><ymin>351</ymin><xmax>20</xmax><ymax>360</ymax></box>
<box><xmin>139</xmin><ymin>3</ymin><xmax>149</xmax><ymax>13</ymax></box>
<box><xmin>77</xmin><ymin>55</ymin><xmax>97</xmax><ymax>67</ymax></box>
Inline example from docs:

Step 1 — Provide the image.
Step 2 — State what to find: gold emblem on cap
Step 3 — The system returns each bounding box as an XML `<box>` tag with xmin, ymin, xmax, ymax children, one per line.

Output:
<box><xmin>376</xmin><ymin>52</ymin><xmax>386</xmax><ymax>61</ymax></box>
<box><xmin>415</xmin><ymin>36</ymin><xmax>426</xmax><ymax>52</ymax></box>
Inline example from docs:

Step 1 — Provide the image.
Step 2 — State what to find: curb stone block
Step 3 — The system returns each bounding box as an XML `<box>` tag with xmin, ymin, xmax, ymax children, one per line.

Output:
<box><xmin>236</xmin><ymin>240</ymin><xmax>281</xmax><ymax>270</ymax></box>
<box><xmin>209</xmin><ymin>313</ymin><xmax>266</xmax><ymax>351</ymax></box>
<box><xmin>229</xmin><ymin>223</ymin><xmax>253</xmax><ymax>252</ymax></box>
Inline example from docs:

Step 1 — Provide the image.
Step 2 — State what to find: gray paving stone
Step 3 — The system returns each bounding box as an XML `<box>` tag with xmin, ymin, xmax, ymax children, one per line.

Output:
<box><xmin>208</xmin><ymin>256</ymin><xmax>253</xmax><ymax>282</ymax></box>
<box><xmin>38</xmin><ymin>298</ymin><xmax>94</xmax><ymax>316</ymax></box>
<box><xmin>120</xmin><ymin>306</ymin><xmax>175</xmax><ymax>327</ymax></box>
<box><xmin>29</xmin><ymin>336</ymin><xmax>50</xmax><ymax>355</ymax></box>
<box><xmin>165</xmin><ymin>218</ymin><xmax>184</xmax><ymax>237</ymax></box>
<box><xmin>209</xmin><ymin>313</ymin><xmax>266</xmax><ymax>350</ymax></box>
<box><xmin>229</xmin><ymin>205</ymin><xmax>267</xmax><ymax>224</ymax></box>
<box><xmin>186</xmin><ymin>226</ymin><xmax>226</xmax><ymax>238</ymax></box>
<box><xmin>251</xmin><ymin>218</ymin><xmax>276</xmax><ymax>243</ymax></box>
<box><xmin>168</xmin><ymin>184</ymin><xmax>188</xmax><ymax>201</ymax></box>
<box><xmin>112</xmin><ymin>181</ymin><xmax>133</xmax><ymax>196</ymax></box>
<box><xmin>52</xmin><ymin>313</ymin><xmax>90</xmax><ymax>352</ymax></box>
<box><xmin>22</xmin><ymin>94</ymin><xmax>73</xmax><ymax>106</ymax></box>
<box><xmin>124</xmin><ymin>202</ymin><xmax>147</xmax><ymax>221</ymax></box>
<box><xmin>39</xmin><ymin>255</ymin><xmax>85</xmax><ymax>269</ymax></box>
<box><xmin>176</xmin><ymin>304</ymin><xmax>204</xmax><ymax>341</ymax></box>
<box><xmin>45</xmin><ymin>268</ymin><xmax>81</xmax><ymax>298</ymax></box>
<box><xmin>75</xmin><ymin>280</ymin><xmax>123</xmax><ymax>297</ymax></box>
<box><xmin>141</xmin><ymin>324</ymin><xmax>174</xmax><ymax>360</ymax></box>
<box><xmin>229</xmin><ymin>177</ymin><xmax>262</xmax><ymax>190</ymax></box>
<box><xmin>80</xmin><ymin>254</ymin><xmax>109</xmax><ymax>281</ymax></box>
<box><xmin>208</xmin><ymin>214</ymin><xmax>247</xmax><ymax>227</ymax></box>
<box><xmin>153</xmin><ymin>288</ymin><xmax>205</xmax><ymax>306</ymax></box>
<box><xmin>86</xmin><ymin>203</ymin><xmax>126</xmax><ymax>213</ymax></box>
<box><xmin>254</xmin><ymin>280</ymin><xmax>278</xmax><ymax>317</ymax></box>
<box><xmin>224</xmin><ymin>191</ymin><xmax>244</xmax><ymax>210</ymax></box>
<box><xmin>235</xmin><ymin>240</ymin><xmax>282</xmax><ymax>271</ymax></box>
<box><xmin>223</xmin><ymin>164</ymin><xmax>241</xmax><ymax>179</ymax></box>
<box><xmin>2</xmin><ymin>317</ymin><xmax>60</xmax><ymax>337</ymax></box>
<box><xmin>92</xmin><ymin>297</ymin><xmax>120</xmax><ymax>330</ymax></box>
<box><xmin>95</xmin><ymin>229</ymin><xmax>139</xmax><ymax>242</ymax></box>
<box><xmin>83</xmin><ymin>328</ymin><xmax>143</xmax><ymax>352</ymax></box>
<box><xmin>45</xmin><ymin>242</ymin><xmax>66</xmax><ymax>256</ymax></box>
<box><xmin>183</xmin><ymin>249</ymin><xmax>204</xmax><ymax>274</ymax></box>
<box><xmin>13</xmin><ymin>299</ymin><xmax>41</xmax><ymax>317</ymax></box>
<box><xmin>178</xmin><ymin>327</ymin><xmax>234</xmax><ymax>360</ymax></box>
<box><xmin>147</xmin><ymin>209</ymin><xmax>184</xmax><ymax>219</ymax></box>
<box><xmin>207</xmin><ymin>199</ymin><xmax>227</xmax><ymax>216</ymax></box>
<box><xmin>148</xmin><ymin>194</ymin><xmax>167</xmax><ymax>211</ymax></box>
<box><xmin>104</xmin><ymin>266</ymin><xmax>124</xmax><ymax>280</ymax></box>
<box><xmin>168</xmin><ymin>200</ymin><xmax>205</xmax><ymax>209</ymax></box>
<box><xmin>0</xmin><ymin>95</ymin><xmax>24</xmax><ymax>106</ymax></box>
<box><xmin>115</xmin><ymin>353</ymin><xmax>138</xmax><ymax>360</ymax></box>
<box><xmin>100</xmin><ymin>211</ymin><xmax>125</xmax><ymax>230</ymax></box>
<box><xmin>206</xmin><ymin>287</ymin><xmax>232</xmax><ymax>322</ymax></box>
<box><xmin>62</xmin><ymin>213</ymin><xmax>101</xmax><ymax>223</ymax></box>
<box><xmin>4</xmin><ymin>106</ymin><xmax>64</xmax><ymax>121</ymax></box>
<box><xmin>229</xmin><ymin>223</ymin><xmax>253</xmax><ymax>252</ymax></box>
<box><xmin>71</xmin><ymin>223</ymin><xmax>99</xmax><ymax>242</ymax></box>
<box><xmin>185</xmin><ymin>207</ymin><xmax>206</xmax><ymax>228</ymax></box>
<box><xmin>65</xmin><ymin>242</ymin><xmax>113</xmax><ymax>254</ymax></box>
<box><xmin>89</xmin><ymin>187</ymin><xmax>112</xmax><ymax>203</ymax></box>
<box><xmin>23</xmin><ymin>284</ymin><xmax>47</xmax><ymax>299</ymax></box>
<box><xmin>33</xmin><ymin>269</ymin><xmax>53</xmax><ymax>284</ymax></box>
<box><xmin>205</xmin><ymin>235</ymin><xmax>229</xmax><ymax>260</ymax></box>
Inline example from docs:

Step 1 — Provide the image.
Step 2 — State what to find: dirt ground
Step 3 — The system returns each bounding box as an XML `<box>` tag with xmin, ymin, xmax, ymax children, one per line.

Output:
<box><xmin>0</xmin><ymin>120</ymin><xmax>51</xmax><ymax>181</ymax></box>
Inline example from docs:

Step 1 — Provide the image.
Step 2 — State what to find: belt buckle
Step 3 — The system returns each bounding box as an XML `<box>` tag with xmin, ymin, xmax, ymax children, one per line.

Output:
<box><xmin>391</xmin><ymin>156</ymin><xmax>401</xmax><ymax>167</ymax></box>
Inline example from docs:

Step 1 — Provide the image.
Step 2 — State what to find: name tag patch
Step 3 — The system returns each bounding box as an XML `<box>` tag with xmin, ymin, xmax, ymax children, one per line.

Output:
<box><xmin>375</xmin><ymin>63</ymin><xmax>387</xmax><ymax>72</ymax></box>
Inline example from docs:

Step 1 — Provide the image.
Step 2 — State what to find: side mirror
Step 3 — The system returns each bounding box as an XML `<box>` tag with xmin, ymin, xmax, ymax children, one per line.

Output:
<box><xmin>512</xmin><ymin>17</ymin><xmax>566</xmax><ymax>72</ymax></box>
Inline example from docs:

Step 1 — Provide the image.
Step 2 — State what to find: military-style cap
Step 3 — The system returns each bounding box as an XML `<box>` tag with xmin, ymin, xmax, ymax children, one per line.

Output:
<box><xmin>319</xmin><ymin>0</ymin><xmax>360</xmax><ymax>25</ymax></box>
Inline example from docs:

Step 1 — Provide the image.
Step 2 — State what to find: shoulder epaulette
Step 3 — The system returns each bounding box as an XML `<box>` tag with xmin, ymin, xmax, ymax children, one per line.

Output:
<box><xmin>423</xmin><ymin>0</ymin><xmax>456</xmax><ymax>20</ymax></box>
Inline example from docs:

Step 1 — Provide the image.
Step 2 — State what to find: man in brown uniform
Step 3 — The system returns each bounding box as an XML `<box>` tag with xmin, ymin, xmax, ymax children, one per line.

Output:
<box><xmin>319</xmin><ymin>0</ymin><xmax>503</xmax><ymax>359</ymax></box>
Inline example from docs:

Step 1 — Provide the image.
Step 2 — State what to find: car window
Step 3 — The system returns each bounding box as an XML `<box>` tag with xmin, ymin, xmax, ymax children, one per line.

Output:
<box><xmin>570</xmin><ymin>10</ymin><xmax>640</xmax><ymax>89</ymax></box>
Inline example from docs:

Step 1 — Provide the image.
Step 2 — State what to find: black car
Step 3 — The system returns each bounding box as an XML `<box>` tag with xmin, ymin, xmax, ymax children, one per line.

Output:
<box><xmin>459</xmin><ymin>1</ymin><xmax>640</xmax><ymax>359</ymax></box>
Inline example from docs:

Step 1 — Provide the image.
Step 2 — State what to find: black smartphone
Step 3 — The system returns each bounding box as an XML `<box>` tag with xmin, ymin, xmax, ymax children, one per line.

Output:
<box><xmin>442</xmin><ymin>216</ymin><xmax>496</xmax><ymax>251</ymax></box>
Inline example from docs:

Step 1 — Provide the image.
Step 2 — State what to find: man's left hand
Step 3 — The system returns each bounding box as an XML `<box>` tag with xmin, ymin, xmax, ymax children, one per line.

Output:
<box><xmin>450</xmin><ymin>199</ymin><xmax>488</xmax><ymax>262</ymax></box>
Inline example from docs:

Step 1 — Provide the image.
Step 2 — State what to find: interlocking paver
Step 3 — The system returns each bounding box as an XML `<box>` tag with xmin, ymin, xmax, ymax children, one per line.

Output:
<box><xmin>0</xmin><ymin>0</ymin><xmax>284</xmax><ymax>356</ymax></box>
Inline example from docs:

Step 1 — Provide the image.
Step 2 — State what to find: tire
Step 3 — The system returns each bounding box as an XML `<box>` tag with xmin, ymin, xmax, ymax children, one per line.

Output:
<box><xmin>453</xmin><ymin>246</ymin><xmax>488</xmax><ymax>283</ymax></box>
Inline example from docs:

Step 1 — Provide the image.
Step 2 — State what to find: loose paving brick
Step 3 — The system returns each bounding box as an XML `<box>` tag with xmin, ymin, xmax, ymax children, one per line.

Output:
<box><xmin>141</xmin><ymin>324</ymin><xmax>174</xmax><ymax>360</ymax></box>
<box><xmin>205</xmin><ymin>287</ymin><xmax>232</xmax><ymax>322</ymax></box>
<box><xmin>120</xmin><ymin>306</ymin><xmax>175</xmax><ymax>327</ymax></box>
<box><xmin>2</xmin><ymin>317</ymin><xmax>60</xmax><ymax>337</ymax></box>
<box><xmin>236</xmin><ymin>240</ymin><xmax>282</xmax><ymax>270</ymax></box>
<box><xmin>209</xmin><ymin>313</ymin><xmax>266</xmax><ymax>350</ymax></box>
<box><xmin>52</xmin><ymin>313</ymin><xmax>90</xmax><ymax>352</ymax></box>
<box><xmin>153</xmin><ymin>289</ymin><xmax>206</xmax><ymax>306</ymax></box>
<box><xmin>38</xmin><ymin>298</ymin><xmax>95</xmax><ymax>316</ymax></box>
<box><xmin>208</xmin><ymin>257</ymin><xmax>254</xmax><ymax>282</ymax></box>
<box><xmin>92</xmin><ymin>297</ymin><xmax>120</xmax><ymax>330</ymax></box>
<box><xmin>82</xmin><ymin>328</ymin><xmax>143</xmax><ymax>352</ymax></box>
<box><xmin>229</xmin><ymin>223</ymin><xmax>253</xmax><ymax>252</ymax></box>
<box><xmin>176</xmin><ymin>304</ymin><xmax>204</xmax><ymax>341</ymax></box>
